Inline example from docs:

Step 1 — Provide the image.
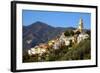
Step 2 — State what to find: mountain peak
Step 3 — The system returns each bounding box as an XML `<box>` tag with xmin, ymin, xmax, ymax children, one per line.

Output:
<box><xmin>34</xmin><ymin>21</ymin><xmax>45</xmax><ymax>24</ymax></box>
<box><xmin>32</xmin><ymin>21</ymin><xmax>48</xmax><ymax>26</ymax></box>
<box><xmin>28</xmin><ymin>21</ymin><xmax>55</xmax><ymax>29</ymax></box>
<box><xmin>23</xmin><ymin>22</ymin><xmax>77</xmax><ymax>51</ymax></box>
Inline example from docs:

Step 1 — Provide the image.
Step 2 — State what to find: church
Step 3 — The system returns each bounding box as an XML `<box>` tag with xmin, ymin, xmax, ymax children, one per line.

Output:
<box><xmin>74</xmin><ymin>18</ymin><xmax>84</xmax><ymax>34</ymax></box>
<box><xmin>73</xmin><ymin>17</ymin><xmax>89</xmax><ymax>44</ymax></box>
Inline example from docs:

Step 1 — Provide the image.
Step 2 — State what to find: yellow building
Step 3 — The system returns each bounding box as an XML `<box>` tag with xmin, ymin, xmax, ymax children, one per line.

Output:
<box><xmin>48</xmin><ymin>40</ymin><xmax>55</xmax><ymax>46</ymax></box>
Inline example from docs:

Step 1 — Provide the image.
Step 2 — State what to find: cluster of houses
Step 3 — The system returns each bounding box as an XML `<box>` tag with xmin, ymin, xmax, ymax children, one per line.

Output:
<box><xmin>28</xmin><ymin>18</ymin><xmax>89</xmax><ymax>56</ymax></box>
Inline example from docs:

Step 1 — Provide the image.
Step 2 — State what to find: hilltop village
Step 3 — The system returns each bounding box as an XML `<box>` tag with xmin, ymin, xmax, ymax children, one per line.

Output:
<box><xmin>28</xmin><ymin>18</ymin><xmax>89</xmax><ymax>57</ymax></box>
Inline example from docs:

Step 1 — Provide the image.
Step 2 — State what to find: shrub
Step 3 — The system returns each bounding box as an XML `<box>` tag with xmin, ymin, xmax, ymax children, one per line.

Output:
<box><xmin>60</xmin><ymin>39</ymin><xmax>91</xmax><ymax>60</ymax></box>
<box><xmin>64</xmin><ymin>30</ymin><xmax>74</xmax><ymax>36</ymax></box>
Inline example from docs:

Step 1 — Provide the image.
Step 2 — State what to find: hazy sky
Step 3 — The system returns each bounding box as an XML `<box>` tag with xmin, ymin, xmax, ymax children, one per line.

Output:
<box><xmin>22</xmin><ymin>10</ymin><xmax>91</xmax><ymax>29</ymax></box>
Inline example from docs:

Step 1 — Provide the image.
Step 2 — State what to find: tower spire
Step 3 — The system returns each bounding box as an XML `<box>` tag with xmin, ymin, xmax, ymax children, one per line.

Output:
<box><xmin>78</xmin><ymin>17</ymin><xmax>83</xmax><ymax>32</ymax></box>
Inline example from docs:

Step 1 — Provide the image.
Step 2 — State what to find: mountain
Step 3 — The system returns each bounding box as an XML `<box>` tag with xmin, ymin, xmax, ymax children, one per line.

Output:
<box><xmin>23</xmin><ymin>21</ymin><xmax>76</xmax><ymax>52</ymax></box>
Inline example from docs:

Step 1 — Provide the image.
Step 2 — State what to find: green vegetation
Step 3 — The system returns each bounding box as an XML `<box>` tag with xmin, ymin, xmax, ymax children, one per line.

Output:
<box><xmin>23</xmin><ymin>39</ymin><xmax>91</xmax><ymax>63</ymax></box>
<box><xmin>23</xmin><ymin>28</ymin><xmax>91</xmax><ymax>62</ymax></box>
<box><xmin>64</xmin><ymin>30</ymin><xmax>74</xmax><ymax>36</ymax></box>
<box><xmin>60</xmin><ymin>39</ymin><xmax>91</xmax><ymax>60</ymax></box>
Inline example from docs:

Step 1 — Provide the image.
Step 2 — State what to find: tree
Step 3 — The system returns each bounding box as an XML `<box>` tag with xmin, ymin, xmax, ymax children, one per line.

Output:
<box><xmin>64</xmin><ymin>30</ymin><xmax>74</xmax><ymax>36</ymax></box>
<box><xmin>60</xmin><ymin>39</ymin><xmax>91</xmax><ymax>60</ymax></box>
<box><xmin>75</xmin><ymin>30</ymin><xmax>80</xmax><ymax>35</ymax></box>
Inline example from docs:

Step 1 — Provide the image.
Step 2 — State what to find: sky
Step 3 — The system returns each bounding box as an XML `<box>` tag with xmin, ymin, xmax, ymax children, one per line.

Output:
<box><xmin>22</xmin><ymin>10</ymin><xmax>91</xmax><ymax>29</ymax></box>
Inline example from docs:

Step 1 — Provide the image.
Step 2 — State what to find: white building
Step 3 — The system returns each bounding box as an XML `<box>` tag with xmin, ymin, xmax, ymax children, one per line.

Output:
<box><xmin>77</xmin><ymin>33</ymin><xmax>89</xmax><ymax>43</ymax></box>
<box><xmin>59</xmin><ymin>32</ymin><xmax>75</xmax><ymax>46</ymax></box>
<box><xmin>53</xmin><ymin>41</ymin><xmax>63</xmax><ymax>50</ymax></box>
<box><xmin>28</xmin><ymin>46</ymin><xmax>47</xmax><ymax>56</ymax></box>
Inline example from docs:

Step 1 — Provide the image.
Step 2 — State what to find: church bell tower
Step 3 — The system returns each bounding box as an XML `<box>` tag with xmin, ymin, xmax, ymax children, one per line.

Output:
<box><xmin>78</xmin><ymin>18</ymin><xmax>83</xmax><ymax>33</ymax></box>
